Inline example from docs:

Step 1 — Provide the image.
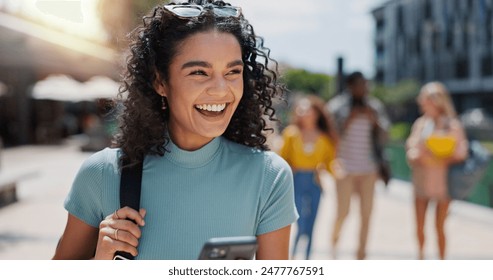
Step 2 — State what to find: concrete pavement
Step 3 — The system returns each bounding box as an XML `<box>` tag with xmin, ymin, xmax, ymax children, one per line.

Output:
<box><xmin>0</xmin><ymin>140</ymin><xmax>492</xmax><ymax>260</ymax></box>
<box><xmin>294</xmin><ymin>173</ymin><xmax>493</xmax><ymax>260</ymax></box>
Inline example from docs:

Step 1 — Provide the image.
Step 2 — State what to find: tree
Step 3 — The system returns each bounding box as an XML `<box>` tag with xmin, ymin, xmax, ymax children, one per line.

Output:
<box><xmin>281</xmin><ymin>68</ymin><xmax>335</xmax><ymax>101</ymax></box>
<box><xmin>371</xmin><ymin>79</ymin><xmax>420</xmax><ymax>106</ymax></box>
<box><xmin>371</xmin><ymin>79</ymin><xmax>421</xmax><ymax>129</ymax></box>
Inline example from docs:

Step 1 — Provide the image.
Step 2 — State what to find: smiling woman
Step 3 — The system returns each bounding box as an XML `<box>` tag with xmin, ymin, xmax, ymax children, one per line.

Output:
<box><xmin>152</xmin><ymin>31</ymin><xmax>245</xmax><ymax>150</ymax></box>
<box><xmin>53</xmin><ymin>0</ymin><xmax>298</xmax><ymax>260</ymax></box>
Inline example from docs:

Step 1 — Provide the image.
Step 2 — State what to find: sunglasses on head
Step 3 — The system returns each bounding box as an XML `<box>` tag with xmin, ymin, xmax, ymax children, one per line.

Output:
<box><xmin>164</xmin><ymin>3</ymin><xmax>241</xmax><ymax>19</ymax></box>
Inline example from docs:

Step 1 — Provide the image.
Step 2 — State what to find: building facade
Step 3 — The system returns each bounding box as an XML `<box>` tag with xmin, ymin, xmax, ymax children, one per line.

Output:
<box><xmin>373</xmin><ymin>0</ymin><xmax>493</xmax><ymax>113</ymax></box>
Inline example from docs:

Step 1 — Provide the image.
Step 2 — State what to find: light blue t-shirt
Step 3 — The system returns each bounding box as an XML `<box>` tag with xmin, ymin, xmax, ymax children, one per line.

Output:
<box><xmin>64</xmin><ymin>136</ymin><xmax>298</xmax><ymax>259</ymax></box>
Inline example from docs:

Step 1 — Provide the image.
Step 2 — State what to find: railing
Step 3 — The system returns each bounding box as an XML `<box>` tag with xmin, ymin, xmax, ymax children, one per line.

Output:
<box><xmin>385</xmin><ymin>142</ymin><xmax>493</xmax><ymax>208</ymax></box>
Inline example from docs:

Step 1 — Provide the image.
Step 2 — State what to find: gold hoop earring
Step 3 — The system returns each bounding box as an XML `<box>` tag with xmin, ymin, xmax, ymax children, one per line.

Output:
<box><xmin>161</xmin><ymin>96</ymin><xmax>167</xmax><ymax>111</ymax></box>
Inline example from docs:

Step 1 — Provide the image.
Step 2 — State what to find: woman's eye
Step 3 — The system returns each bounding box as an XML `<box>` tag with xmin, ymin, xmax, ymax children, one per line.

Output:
<box><xmin>190</xmin><ymin>70</ymin><xmax>207</xmax><ymax>76</ymax></box>
<box><xmin>227</xmin><ymin>69</ymin><xmax>242</xmax><ymax>75</ymax></box>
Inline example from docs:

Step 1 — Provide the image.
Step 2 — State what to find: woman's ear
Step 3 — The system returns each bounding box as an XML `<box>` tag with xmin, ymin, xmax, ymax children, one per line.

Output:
<box><xmin>153</xmin><ymin>72</ymin><xmax>167</xmax><ymax>97</ymax></box>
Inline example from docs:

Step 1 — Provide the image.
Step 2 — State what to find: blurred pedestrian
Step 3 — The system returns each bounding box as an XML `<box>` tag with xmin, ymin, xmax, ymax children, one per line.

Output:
<box><xmin>279</xmin><ymin>95</ymin><xmax>338</xmax><ymax>259</ymax></box>
<box><xmin>406</xmin><ymin>82</ymin><xmax>468</xmax><ymax>260</ymax></box>
<box><xmin>53</xmin><ymin>0</ymin><xmax>298</xmax><ymax>260</ymax></box>
<box><xmin>326</xmin><ymin>71</ymin><xmax>390</xmax><ymax>259</ymax></box>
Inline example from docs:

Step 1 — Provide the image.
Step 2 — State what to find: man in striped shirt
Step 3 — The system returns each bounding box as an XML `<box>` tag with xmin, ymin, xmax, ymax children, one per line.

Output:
<box><xmin>326</xmin><ymin>71</ymin><xmax>390</xmax><ymax>260</ymax></box>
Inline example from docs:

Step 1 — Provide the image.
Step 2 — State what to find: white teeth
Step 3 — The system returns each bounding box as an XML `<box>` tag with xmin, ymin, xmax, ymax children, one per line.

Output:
<box><xmin>195</xmin><ymin>103</ymin><xmax>227</xmax><ymax>112</ymax></box>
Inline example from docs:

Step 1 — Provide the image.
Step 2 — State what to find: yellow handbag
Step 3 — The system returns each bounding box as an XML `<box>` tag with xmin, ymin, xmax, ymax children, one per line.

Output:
<box><xmin>425</xmin><ymin>135</ymin><xmax>457</xmax><ymax>158</ymax></box>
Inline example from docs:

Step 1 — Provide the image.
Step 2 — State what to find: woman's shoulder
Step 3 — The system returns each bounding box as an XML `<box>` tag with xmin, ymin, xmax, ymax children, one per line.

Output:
<box><xmin>221</xmin><ymin>138</ymin><xmax>291</xmax><ymax>172</ymax></box>
<box><xmin>411</xmin><ymin>116</ymin><xmax>427</xmax><ymax>128</ymax></box>
<box><xmin>221</xmin><ymin>137</ymin><xmax>273</xmax><ymax>159</ymax></box>
<box><xmin>327</xmin><ymin>92</ymin><xmax>350</xmax><ymax>110</ymax></box>
<box><xmin>281</xmin><ymin>125</ymin><xmax>300</xmax><ymax>137</ymax></box>
<box><xmin>79</xmin><ymin>147</ymin><xmax>121</xmax><ymax>175</ymax></box>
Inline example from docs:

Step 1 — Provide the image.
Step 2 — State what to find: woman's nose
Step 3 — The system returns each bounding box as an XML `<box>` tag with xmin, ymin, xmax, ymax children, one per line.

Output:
<box><xmin>206</xmin><ymin>76</ymin><xmax>229</xmax><ymax>96</ymax></box>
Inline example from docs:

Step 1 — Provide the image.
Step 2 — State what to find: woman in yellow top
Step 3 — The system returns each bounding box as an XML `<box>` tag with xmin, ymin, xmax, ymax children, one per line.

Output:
<box><xmin>279</xmin><ymin>95</ymin><xmax>338</xmax><ymax>259</ymax></box>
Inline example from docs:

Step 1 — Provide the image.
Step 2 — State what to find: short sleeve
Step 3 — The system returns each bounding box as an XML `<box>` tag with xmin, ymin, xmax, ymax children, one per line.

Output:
<box><xmin>256</xmin><ymin>153</ymin><xmax>299</xmax><ymax>235</ymax></box>
<box><xmin>64</xmin><ymin>150</ymin><xmax>108</xmax><ymax>228</ymax></box>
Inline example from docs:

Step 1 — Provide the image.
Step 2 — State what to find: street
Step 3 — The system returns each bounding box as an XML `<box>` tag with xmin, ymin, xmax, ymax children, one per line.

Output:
<box><xmin>0</xmin><ymin>139</ymin><xmax>492</xmax><ymax>260</ymax></box>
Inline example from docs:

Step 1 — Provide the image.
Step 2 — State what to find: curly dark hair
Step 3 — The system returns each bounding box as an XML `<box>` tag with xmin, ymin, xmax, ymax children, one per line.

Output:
<box><xmin>114</xmin><ymin>0</ymin><xmax>284</xmax><ymax>165</ymax></box>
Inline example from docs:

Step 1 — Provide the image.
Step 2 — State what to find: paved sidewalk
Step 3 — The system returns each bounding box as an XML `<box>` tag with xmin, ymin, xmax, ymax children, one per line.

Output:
<box><xmin>294</xmin><ymin>173</ymin><xmax>493</xmax><ymax>260</ymax></box>
<box><xmin>0</xmin><ymin>141</ymin><xmax>492</xmax><ymax>260</ymax></box>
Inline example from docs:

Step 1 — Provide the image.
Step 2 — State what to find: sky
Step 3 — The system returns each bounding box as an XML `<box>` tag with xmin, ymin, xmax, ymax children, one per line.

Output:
<box><xmin>231</xmin><ymin>0</ymin><xmax>388</xmax><ymax>77</ymax></box>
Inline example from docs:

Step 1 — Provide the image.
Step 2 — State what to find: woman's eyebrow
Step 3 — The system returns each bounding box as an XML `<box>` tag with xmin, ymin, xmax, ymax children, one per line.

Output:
<box><xmin>227</xmin><ymin>60</ymin><xmax>244</xmax><ymax>68</ymax></box>
<box><xmin>181</xmin><ymin>60</ymin><xmax>244</xmax><ymax>70</ymax></box>
<box><xmin>181</xmin><ymin>61</ymin><xmax>212</xmax><ymax>69</ymax></box>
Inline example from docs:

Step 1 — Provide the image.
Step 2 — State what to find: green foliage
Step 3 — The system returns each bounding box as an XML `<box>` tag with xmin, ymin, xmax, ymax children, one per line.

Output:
<box><xmin>281</xmin><ymin>68</ymin><xmax>335</xmax><ymax>101</ymax></box>
<box><xmin>371</xmin><ymin>79</ymin><xmax>420</xmax><ymax>105</ymax></box>
<box><xmin>389</xmin><ymin>122</ymin><xmax>411</xmax><ymax>142</ymax></box>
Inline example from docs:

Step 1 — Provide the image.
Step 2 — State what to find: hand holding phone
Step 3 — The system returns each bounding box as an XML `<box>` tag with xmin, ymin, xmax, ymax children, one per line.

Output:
<box><xmin>198</xmin><ymin>236</ymin><xmax>257</xmax><ymax>260</ymax></box>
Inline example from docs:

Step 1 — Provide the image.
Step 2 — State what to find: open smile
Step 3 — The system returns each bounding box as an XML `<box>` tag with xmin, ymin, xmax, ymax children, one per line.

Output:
<box><xmin>194</xmin><ymin>103</ymin><xmax>230</xmax><ymax>118</ymax></box>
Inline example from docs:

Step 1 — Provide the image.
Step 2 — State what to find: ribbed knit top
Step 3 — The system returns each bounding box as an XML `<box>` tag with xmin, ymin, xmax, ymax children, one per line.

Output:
<box><xmin>64</xmin><ymin>136</ymin><xmax>298</xmax><ymax>259</ymax></box>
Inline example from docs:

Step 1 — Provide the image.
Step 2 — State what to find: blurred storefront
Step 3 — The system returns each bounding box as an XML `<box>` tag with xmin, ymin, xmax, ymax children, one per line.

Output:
<box><xmin>0</xmin><ymin>10</ymin><xmax>119</xmax><ymax>147</ymax></box>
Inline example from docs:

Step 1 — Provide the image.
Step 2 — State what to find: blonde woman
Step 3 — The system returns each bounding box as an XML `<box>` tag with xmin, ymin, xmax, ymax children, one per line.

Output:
<box><xmin>406</xmin><ymin>82</ymin><xmax>468</xmax><ymax>259</ymax></box>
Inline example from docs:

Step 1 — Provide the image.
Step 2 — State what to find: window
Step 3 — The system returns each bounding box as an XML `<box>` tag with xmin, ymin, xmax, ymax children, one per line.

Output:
<box><xmin>456</xmin><ymin>57</ymin><xmax>469</xmax><ymax>79</ymax></box>
<box><xmin>482</xmin><ymin>54</ymin><xmax>493</xmax><ymax>76</ymax></box>
<box><xmin>424</xmin><ymin>0</ymin><xmax>432</xmax><ymax>20</ymax></box>
<box><xmin>376</xmin><ymin>43</ymin><xmax>385</xmax><ymax>57</ymax></box>
<box><xmin>397</xmin><ymin>5</ymin><xmax>404</xmax><ymax>31</ymax></box>
<box><xmin>376</xmin><ymin>18</ymin><xmax>385</xmax><ymax>31</ymax></box>
<box><xmin>432</xmin><ymin>29</ymin><xmax>440</xmax><ymax>53</ymax></box>
<box><xmin>375</xmin><ymin>70</ymin><xmax>384</xmax><ymax>83</ymax></box>
<box><xmin>445</xmin><ymin>20</ymin><xmax>454</xmax><ymax>50</ymax></box>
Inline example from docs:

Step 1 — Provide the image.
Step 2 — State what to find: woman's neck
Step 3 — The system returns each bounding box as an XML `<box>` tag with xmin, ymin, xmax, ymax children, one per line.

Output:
<box><xmin>168</xmin><ymin>131</ymin><xmax>214</xmax><ymax>151</ymax></box>
<box><xmin>300</xmin><ymin>126</ymin><xmax>320</xmax><ymax>141</ymax></box>
<box><xmin>426</xmin><ymin>115</ymin><xmax>449</xmax><ymax>131</ymax></box>
<box><xmin>426</xmin><ymin>114</ymin><xmax>442</xmax><ymax>123</ymax></box>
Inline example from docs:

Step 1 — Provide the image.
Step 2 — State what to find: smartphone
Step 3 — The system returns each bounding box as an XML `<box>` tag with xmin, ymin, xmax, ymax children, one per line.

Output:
<box><xmin>113</xmin><ymin>251</ymin><xmax>133</xmax><ymax>260</ymax></box>
<box><xmin>113</xmin><ymin>251</ymin><xmax>134</xmax><ymax>261</ymax></box>
<box><xmin>113</xmin><ymin>254</ymin><xmax>130</xmax><ymax>260</ymax></box>
<box><xmin>198</xmin><ymin>236</ymin><xmax>257</xmax><ymax>260</ymax></box>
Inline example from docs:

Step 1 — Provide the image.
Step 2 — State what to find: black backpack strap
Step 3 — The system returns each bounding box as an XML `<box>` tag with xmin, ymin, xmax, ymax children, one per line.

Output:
<box><xmin>120</xmin><ymin>159</ymin><xmax>143</xmax><ymax>211</ymax></box>
<box><xmin>114</xmin><ymin>158</ymin><xmax>143</xmax><ymax>260</ymax></box>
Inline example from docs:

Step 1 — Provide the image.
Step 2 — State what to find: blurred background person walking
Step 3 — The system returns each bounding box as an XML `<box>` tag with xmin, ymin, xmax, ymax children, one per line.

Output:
<box><xmin>326</xmin><ymin>71</ymin><xmax>390</xmax><ymax>260</ymax></box>
<box><xmin>406</xmin><ymin>82</ymin><xmax>468</xmax><ymax>260</ymax></box>
<box><xmin>279</xmin><ymin>95</ymin><xmax>338</xmax><ymax>260</ymax></box>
